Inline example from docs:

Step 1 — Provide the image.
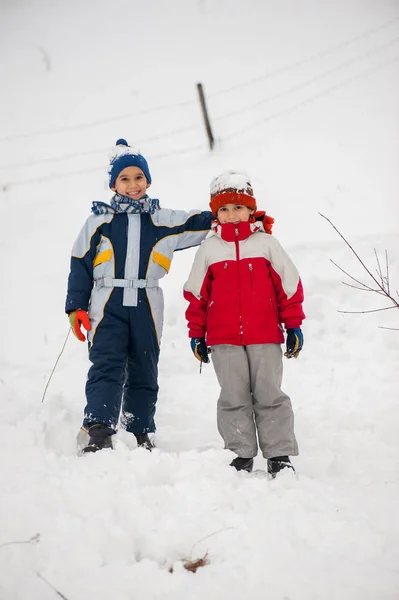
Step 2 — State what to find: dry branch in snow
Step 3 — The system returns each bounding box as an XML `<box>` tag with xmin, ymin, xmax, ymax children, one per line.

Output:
<box><xmin>169</xmin><ymin>553</ymin><xmax>210</xmax><ymax>573</ymax></box>
<box><xmin>319</xmin><ymin>213</ymin><xmax>398</xmax><ymax>329</ymax></box>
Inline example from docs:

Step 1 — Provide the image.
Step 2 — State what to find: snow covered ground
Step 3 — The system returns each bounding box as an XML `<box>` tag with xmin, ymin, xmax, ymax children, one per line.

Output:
<box><xmin>1</xmin><ymin>1</ymin><xmax>399</xmax><ymax>598</ymax></box>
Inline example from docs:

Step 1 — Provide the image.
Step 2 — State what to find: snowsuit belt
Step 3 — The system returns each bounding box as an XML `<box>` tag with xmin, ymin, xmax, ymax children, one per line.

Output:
<box><xmin>95</xmin><ymin>277</ymin><xmax>160</xmax><ymax>289</ymax></box>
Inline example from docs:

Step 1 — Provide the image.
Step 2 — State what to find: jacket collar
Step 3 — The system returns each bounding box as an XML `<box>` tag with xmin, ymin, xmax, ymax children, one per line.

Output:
<box><xmin>211</xmin><ymin>220</ymin><xmax>263</xmax><ymax>242</ymax></box>
<box><xmin>91</xmin><ymin>193</ymin><xmax>160</xmax><ymax>215</ymax></box>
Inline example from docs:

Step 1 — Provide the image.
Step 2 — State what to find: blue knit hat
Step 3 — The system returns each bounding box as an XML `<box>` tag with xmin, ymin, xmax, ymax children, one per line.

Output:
<box><xmin>108</xmin><ymin>139</ymin><xmax>152</xmax><ymax>188</ymax></box>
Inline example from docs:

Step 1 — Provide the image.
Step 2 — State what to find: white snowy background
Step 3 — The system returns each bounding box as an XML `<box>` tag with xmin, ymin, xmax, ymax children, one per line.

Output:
<box><xmin>1</xmin><ymin>0</ymin><xmax>399</xmax><ymax>598</ymax></box>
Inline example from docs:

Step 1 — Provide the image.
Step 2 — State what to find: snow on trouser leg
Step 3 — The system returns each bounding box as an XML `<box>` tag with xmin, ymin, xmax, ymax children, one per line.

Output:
<box><xmin>120</xmin><ymin>299</ymin><xmax>160</xmax><ymax>435</ymax></box>
<box><xmin>84</xmin><ymin>306</ymin><xmax>129</xmax><ymax>430</ymax></box>
<box><xmin>247</xmin><ymin>343</ymin><xmax>299</xmax><ymax>459</ymax></box>
<box><xmin>212</xmin><ymin>344</ymin><xmax>259</xmax><ymax>459</ymax></box>
<box><xmin>83</xmin><ymin>287</ymin><xmax>161</xmax><ymax>434</ymax></box>
<box><xmin>212</xmin><ymin>343</ymin><xmax>298</xmax><ymax>460</ymax></box>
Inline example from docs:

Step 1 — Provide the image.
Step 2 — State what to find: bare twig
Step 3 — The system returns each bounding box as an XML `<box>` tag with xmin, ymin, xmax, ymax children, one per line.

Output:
<box><xmin>168</xmin><ymin>526</ymin><xmax>235</xmax><ymax>574</ymax></box>
<box><xmin>36</xmin><ymin>572</ymin><xmax>70</xmax><ymax>600</ymax></box>
<box><xmin>0</xmin><ymin>533</ymin><xmax>40</xmax><ymax>548</ymax></box>
<box><xmin>374</xmin><ymin>248</ymin><xmax>391</xmax><ymax>295</ymax></box>
<box><xmin>338</xmin><ymin>306</ymin><xmax>397</xmax><ymax>314</ymax></box>
<box><xmin>374</xmin><ymin>248</ymin><xmax>383</xmax><ymax>285</ymax></box>
<box><xmin>183</xmin><ymin>554</ymin><xmax>209</xmax><ymax>573</ymax></box>
<box><xmin>320</xmin><ymin>214</ymin><xmax>386</xmax><ymax>292</ymax></box>
<box><xmin>330</xmin><ymin>259</ymin><xmax>374</xmax><ymax>290</ymax></box>
<box><xmin>41</xmin><ymin>328</ymin><xmax>71</xmax><ymax>403</ymax></box>
<box><xmin>190</xmin><ymin>527</ymin><xmax>235</xmax><ymax>556</ymax></box>
<box><xmin>169</xmin><ymin>554</ymin><xmax>210</xmax><ymax>574</ymax></box>
<box><xmin>320</xmin><ymin>214</ymin><xmax>399</xmax><ymax>318</ymax></box>
<box><xmin>342</xmin><ymin>281</ymin><xmax>385</xmax><ymax>294</ymax></box>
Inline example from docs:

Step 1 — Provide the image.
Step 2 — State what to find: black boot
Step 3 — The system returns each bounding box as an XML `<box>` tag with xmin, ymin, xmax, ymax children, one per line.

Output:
<box><xmin>83</xmin><ymin>424</ymin><xmax>115</xmax><ymax>453</ymax></box>
<box><xmin>134</xmin><ymin>433</ymin><xmax>155</xmax><ymax>451</ymax></box>
<box><xmin>267</xmin><ymin>456</ymin><xmax>295</xmax><ymax>478</ymax></box>
<box><xmin>230</xmin><ymin>457</ymin><xmax>254</xmax><ymax>472</ymax></box>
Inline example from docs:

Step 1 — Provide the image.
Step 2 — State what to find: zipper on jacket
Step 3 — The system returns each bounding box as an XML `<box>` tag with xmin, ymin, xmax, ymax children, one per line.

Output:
<box><xmin>234</xmin><ymin>226</ymin><xmax>244</xmax><ymax>343</ymax></box>
<box><xmin>248</xmin><ymin>262</ymin><xmax>253</xmax><ymax>289</ymax></box>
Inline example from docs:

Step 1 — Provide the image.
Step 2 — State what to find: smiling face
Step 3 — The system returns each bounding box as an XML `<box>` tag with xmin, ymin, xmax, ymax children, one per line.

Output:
<box><xmin>217</xmin><ymin>203</ymin><xmax>254</xmax><ymax>224</ymax></box>
<box><xmin>111</xmin><ymin>166</ymin><xmax>150</xmax><ymax>199</ymax></box>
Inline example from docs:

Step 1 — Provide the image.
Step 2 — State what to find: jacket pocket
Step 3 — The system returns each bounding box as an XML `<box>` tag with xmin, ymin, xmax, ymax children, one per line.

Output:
<box><xmin>248</xmin><ymin>262</ymin><xmax>253</xmax><ymax>290</ymax></box>
<box><xmin>269</xmin><ymin>296</ymin><xmax>280</xmax><ymax>323</ymax></box>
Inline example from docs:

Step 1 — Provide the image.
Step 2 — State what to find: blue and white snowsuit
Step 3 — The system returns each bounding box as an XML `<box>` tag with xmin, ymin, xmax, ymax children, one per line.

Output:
<box><xmin>65</xmin><ymin>194</ymin><xmax>213</xmax><ymax>434</ymax></box>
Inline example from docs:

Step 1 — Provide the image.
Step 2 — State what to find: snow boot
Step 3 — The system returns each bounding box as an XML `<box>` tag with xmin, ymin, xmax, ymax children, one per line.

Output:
<box><xmin>82</xmin><ymin>424</ymin><xmax>115</xmax><ymax>453</ymax></box>
<box><xmin>134</xmin><ymin>433</ymin><xmax>154</xmax><ymax>451</ymax></box>
<box><xmin>230</xmin><ymin>457</ymin><xmax>254</xmax><ymax>472</ymax></box>
<box><xmin>267</xmin><ymin>456</ymin><xmax>295</xmax><ymax>478</ymax></box>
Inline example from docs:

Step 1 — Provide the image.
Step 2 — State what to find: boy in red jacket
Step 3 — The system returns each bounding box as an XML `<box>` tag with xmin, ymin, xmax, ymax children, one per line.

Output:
<box><xmin>183</xmin><ymin>170</ymin><xmax>305</xmax><ymax>477</ymax></box>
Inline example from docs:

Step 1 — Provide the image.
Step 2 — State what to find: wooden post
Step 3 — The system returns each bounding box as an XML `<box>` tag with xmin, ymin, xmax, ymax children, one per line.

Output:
<box><xmin>197</xmin><ymin>82</ymin><xmax>215</xmax><ymax>150</ymax></box>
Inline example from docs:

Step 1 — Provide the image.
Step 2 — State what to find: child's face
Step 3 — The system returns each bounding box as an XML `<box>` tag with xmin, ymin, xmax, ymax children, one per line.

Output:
<box><xmin>112</xmin><ymin>166</ymin><xmax>150</xmax><ymax>199</ymax></box>
<box><xmin>217</xmin><ymin>204</ymin><xmax>254</xmax><ymax>224</ymax></box>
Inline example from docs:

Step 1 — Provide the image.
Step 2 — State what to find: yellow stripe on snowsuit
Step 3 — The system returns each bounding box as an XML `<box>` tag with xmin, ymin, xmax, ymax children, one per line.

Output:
<box><xmin>93</xmin><ymin>249</ymin><xmax>112</xmax><ymax>268</ymax></box>
<box><xmin>153</xmin><ymin>251</ymin><xmax>171</xmax><ymax>273</ymax></box>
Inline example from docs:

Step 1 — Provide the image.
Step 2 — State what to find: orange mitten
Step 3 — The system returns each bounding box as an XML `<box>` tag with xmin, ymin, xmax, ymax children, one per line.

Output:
<box><xmin>69</xmin><ymin>310</ymin><xmax>91</xmax><ymax>342</ymax></box>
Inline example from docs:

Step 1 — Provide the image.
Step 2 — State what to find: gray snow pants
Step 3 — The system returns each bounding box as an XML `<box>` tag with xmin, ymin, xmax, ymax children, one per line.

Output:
<box><xmin>211</xmin><ymin>344</ymin><xmax>298</xmax><ymax>459</ymax></box>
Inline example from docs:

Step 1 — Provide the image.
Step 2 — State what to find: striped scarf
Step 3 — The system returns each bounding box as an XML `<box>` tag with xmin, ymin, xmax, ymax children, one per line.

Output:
<box><xmin>92</xmin><ymin>193</ymin><xmax>160</xmax><ymax>215</ymax></box>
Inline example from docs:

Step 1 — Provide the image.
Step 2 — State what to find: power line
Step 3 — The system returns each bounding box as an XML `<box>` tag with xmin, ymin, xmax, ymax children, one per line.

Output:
<box><xmin>0</xmin><ymin>121</ymin><xmax>201</xmax><ymax>170</ymax></box>
<box><xmin>3</xmin><ymin>53</ymin><xmax>396</xmax><ymax>190</ymax></box>
<box><xmin>0</xmin><ymin>97</ymin><xmax>197</xmax><ymax>144</ymax></box>
<box><xmin>4</xmin><ymin>34</ymin><xmax>397</xmax><ymax>172</ymax></box>
<box><xmin>1</xmin><ymin>144</ymin><xmax>205</xmax><ymax>190</ymax></box>
<box><xmin>1</xmin><ymin>15</ymin><xmax>397</xmax><ymax>145</ymax></box>
<box><xmin>211</xmin><ymin>35</ymin><xmax>399</xmax><ymax>123</ymax></box>
<box><xmin>223</xmin><ymin>54</ymin><xmax>399</xmax><ymax>142</ymax></box>
<box><xmin>208</xmin><ymin>14</ymin><xmax>399</xmax><ymax>98</ymax></box>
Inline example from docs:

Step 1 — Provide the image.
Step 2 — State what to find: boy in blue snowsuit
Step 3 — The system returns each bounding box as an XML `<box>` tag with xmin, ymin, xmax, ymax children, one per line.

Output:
<box><xmin>65</xmin><ymin>139</ymin><xmax>213</xmax><ymax>453</ymax></box>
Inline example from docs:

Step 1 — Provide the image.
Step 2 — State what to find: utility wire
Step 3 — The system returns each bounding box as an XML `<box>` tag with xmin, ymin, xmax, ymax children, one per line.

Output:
<box><xmin>0</xmin><ymin>121</ymin><xmax>201</xmax><ymax>170</ymax></box>
<box><xmin>3</xmin><ymin>34</ymin><xmax>398</xmax><ymax>172</ymax></box>
<box><xmin>1</xmin><ymin>15</ymin><xmax>397</xmax><ymax>144</ymax></box>
<box><xmin>3</xmin><ymin>53</ymin><xmax>396</xmax><ymax>190</ymax></box>
<box><xmin>208</xmin><ymin>14</ymin><xmax>399</xmax><ymax>98</ymax></box>
<box><xmin>2</xmin><ymin>144</ymin><xmax>205</xmax><ymax>189</ymax></box>
<box><xmin>223</xmin><ymin>54</ymin><xmax>399</xmax><ymax>142</ymax></box>
<box><xmin>211</xmin><ymin>35</ymin><xmax>399</xmax><ymax>122</ymax></box>
<box><xmin>0</xmin><ymin>97</ymin><xmax>197</xmax><ymax>144</ymax></box>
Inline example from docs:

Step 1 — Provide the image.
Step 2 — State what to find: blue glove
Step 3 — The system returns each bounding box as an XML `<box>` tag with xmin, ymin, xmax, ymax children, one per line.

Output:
<box><xmin>190</xmin><ymin>338</ymin><xmax>210</xmax><ymax>363</ymax></box>
<box><xmin>284</xmin><ymin>328</ymin><xmax>303</xmax><ymax>359</ymax></box>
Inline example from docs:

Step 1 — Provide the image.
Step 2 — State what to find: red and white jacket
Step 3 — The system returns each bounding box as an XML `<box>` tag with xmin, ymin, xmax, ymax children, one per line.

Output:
<box><xmin>183</xmin><ymin>221</ymin><xmax>305</xmax><ymax>346</ymax></box>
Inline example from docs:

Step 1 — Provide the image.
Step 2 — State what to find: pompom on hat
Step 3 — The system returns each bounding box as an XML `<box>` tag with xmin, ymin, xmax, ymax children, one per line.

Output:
<box><xmin>108</xmin><ymin>139</ymin><xmax>152</xmax><ymax>188</ymax></box>
<box><xmin>209</xmin><ymin>169</ymin><xmax>257</xmax><ymax>216</ymax></box>
<box><xmin>209</xmin><ymin>169</ymin><xmax>274</xmax><ymax>234</ymax></box>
